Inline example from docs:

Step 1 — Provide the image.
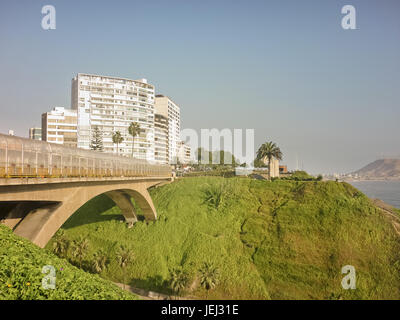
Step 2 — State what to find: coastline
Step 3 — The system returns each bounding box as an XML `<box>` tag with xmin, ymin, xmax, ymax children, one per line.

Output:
<box><xmin>347</xmin><ymin>180</ymin><xmax>400</xmax><ymax>209</ymax></box>
<box><xmin>343</xmin><ymin>178</ymin><xmax>400</xmax><ymax>182</ymax></box>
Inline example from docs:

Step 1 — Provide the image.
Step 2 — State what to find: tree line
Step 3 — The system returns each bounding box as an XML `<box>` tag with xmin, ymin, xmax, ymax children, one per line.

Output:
<box><xmin>193</xmin><ymin>140</ymin><xmax>283</xmax><ymax>179</ymax></box>
<box><xmin>89</xmin><ymin>122</ymin><xmax>141</xmax><ymax>156</ymax></box>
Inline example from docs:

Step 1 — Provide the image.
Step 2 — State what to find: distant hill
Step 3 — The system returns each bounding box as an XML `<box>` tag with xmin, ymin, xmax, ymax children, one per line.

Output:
<box><xmin>353</xmin><ymin>159</ymin><xmax>400</xmax><ymax>179</ymax></box>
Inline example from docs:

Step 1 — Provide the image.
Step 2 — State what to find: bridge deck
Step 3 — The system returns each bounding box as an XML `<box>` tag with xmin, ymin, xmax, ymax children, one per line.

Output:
<box><xmin>0</xmin><ymin>176</ymin><xmax>172</xmax><ymax>186</ymax></box>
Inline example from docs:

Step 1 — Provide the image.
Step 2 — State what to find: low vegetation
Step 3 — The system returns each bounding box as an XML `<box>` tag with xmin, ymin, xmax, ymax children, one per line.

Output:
<box><xmin>47</xmin><ymin>177</ymin><xmax>400</xmax><ymax>299</ymax></box>
<box><xmin>0</xmin><ymin>225</ymin><xmax>137</xmax><ymax>300</ymax></box>
<box><xmin>280</xmin><ymin>170</ymin><xmax>321</xmax><ymax>181</ymax></box>
<box><xmin>182</xmin><ymin>169</ymin><xmax>236</xmax><ymax>178</ymax></box>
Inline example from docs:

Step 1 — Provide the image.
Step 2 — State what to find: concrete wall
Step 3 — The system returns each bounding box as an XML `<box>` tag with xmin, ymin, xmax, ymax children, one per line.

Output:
<box><xmin>270</xmin><ymin>158</ymin><xmax>280</xmax><ymax>178</ymax></box>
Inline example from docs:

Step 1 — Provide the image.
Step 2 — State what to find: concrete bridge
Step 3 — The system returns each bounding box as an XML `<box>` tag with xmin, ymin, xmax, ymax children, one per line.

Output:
<box><xmin>0</xmin><ymin>176</ymin><xmax>172</xmax><ymax>248</ymax></box>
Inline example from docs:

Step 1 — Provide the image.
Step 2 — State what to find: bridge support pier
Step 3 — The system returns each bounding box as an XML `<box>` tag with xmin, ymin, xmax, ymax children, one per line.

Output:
<box><xmin>13</xmin><ymin>203</ymin><xmax>61</xmax><ymax>246</ymax></box>
<box><xmin>123</xmin><ymin>188</ymin><xmax>157</xmax><ymax>222</ymax></box>
<box><xmin>1</xmin><ymin>203</ymin><xmax>34</xmax><ymax>229</ymax></box>
<box><xmin>106</xmin><ymin>190</ymin><xmax>138</xmax><ymax>227</ymax></box>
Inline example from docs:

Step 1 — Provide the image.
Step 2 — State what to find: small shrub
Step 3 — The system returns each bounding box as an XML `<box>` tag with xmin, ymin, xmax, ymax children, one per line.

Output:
<box><xmin>169</xmin><ymin>267</ymin><xmax>189</xmax><ymax>296</ymax></box>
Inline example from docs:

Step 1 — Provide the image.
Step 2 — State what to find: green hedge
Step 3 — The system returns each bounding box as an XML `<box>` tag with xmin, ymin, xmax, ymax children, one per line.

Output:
<box><xmin>0</xmin><ymin>225</ymin><xmax>137</xmax><ymax>300</ymax></box>
<box><xmin>181</xmin><ymin>170</ymin><xmax>236</xmax><ymax>178</ymax></box>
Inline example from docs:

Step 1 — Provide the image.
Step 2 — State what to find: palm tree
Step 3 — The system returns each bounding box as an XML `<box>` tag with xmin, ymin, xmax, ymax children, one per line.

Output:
<box><xmin>256</xmin><ymin>141</ymin><xmax>283</xmax><ymax>180</ymax></box>
<box><xmin>52</xmin><ymin>230</ymin><xmax>70</xmax><ymax>257</ymax></box>
<box><xmin>112</xmin><ymin>131</ymin><xmax>124</xmax><ymax>155</ymax></box>
<box><xmin>198</xmin><ymin>262</ymin><xmax>220</xmax><ymax>299</ymax></box>
<box><xmin>92</xmin><ymin>250</ymin><xmax>109</xmax><ymax>274</ymax></box>
<box><xmin>169</xmin><ymin>268</ymin><xmax>189</xmax><ymax>298</ymax></box>
<box><xmin>116</xmin><ymin>246</ymin><xmax>134</xmax><ymax>290</ymax></box>
<box><xmin>196</xmin><ymin>147</ymin><xmax>208</xmax><ymax>165</ymax></box>
<box><xmin>128</xmin><ymin>122</ymin><xmax>141</xmax><ymax>158</ymax></box>
<box><xmin>72</xmin><ymin>237</ymin><xmax>90</xmax><ymax>268</ymax></box>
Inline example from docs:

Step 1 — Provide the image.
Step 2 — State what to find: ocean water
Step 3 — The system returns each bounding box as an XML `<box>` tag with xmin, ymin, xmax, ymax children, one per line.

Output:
<box><xmin>349</xmin><ymin>181</ymin><xmax>400</xmax><ymax>208</ymax></box>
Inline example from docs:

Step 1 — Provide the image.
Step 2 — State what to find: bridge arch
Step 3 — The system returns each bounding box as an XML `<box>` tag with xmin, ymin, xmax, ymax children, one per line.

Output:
<box><xmin>0</xmin><ymin>179</ymin><xmax>164</xmax><ymax>248</ymax></box>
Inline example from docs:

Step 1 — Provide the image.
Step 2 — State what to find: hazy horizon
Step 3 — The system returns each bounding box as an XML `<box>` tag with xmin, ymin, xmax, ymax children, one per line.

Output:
<box><xmin>0</xmin><ymin>0</ymin><xmax>399</xmax><ymax>174</ymax></box>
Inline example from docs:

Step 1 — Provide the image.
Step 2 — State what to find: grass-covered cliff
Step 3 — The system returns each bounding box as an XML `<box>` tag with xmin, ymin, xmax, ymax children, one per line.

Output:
<box><xmin>47</xmin><ymin>177</ymin><xmax>400</xmax><ymax>300</ymax></box>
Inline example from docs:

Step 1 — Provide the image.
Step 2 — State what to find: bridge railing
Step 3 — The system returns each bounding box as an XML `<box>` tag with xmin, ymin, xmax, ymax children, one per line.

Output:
<box><xmin>0</xmin><ymin>134</ymin><xmax>171</xmax><ymax>179</ymax></box>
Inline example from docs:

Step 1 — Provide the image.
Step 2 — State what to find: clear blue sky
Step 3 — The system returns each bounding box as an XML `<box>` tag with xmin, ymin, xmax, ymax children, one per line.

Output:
<box><xmin>0</xmin><ymin>0</ymin><xmax>399</xmax><ymax>173</ymax></box>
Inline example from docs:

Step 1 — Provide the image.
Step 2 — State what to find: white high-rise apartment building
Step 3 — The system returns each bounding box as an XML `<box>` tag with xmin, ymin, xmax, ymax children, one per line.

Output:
<box><xmin>41</xmin><ymin>107</ymin><xmax>78</xmax><ymax>147</ymax></box>
<box><xmin>154</xmin><ymin>114</ymin><xmax>169</xmax><ymax>164</ymax></box>
<box><xmin>71</xmin><ymin>73</ymin><xmax>155</xmax><ymax>161</ymax></box>
<box><xmin>177</xmin><ymin>141</ymin><xmax>191</xmax><ymax>164</ymax></box>
<box><xmin>154</xmin><ymin>95</ymin><xmax>180</xmax><ymax>163</ymax></box>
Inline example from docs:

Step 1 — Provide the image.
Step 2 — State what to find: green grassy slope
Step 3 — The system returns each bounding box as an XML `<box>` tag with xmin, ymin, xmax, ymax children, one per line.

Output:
<box><xmin>52</xmin><ymin>177</ymin><xmax>400</xmax><ymax>299</ymax></box>
<box><xmin>0</xmin><ymin>225</ymin><xmax>137</xmax><ymax>300</ymax></box>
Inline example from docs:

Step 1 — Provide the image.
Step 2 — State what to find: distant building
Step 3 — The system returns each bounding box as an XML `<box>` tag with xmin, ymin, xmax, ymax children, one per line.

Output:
<box><xmin>154</xmin><ymin>114</ymin><xmax>169</xmax><ymax>164</ymax></box>
<box><xmin>71</xmin><ymin>73</ymin><xmax>155</xmax><ymax>160</ymax></box>
<box><xmin>8</xmin><ymin>130</ymin><xmax>14</xmax><ymax>136</ymax></box>
<box><xmin>279</xmin><ymin>165</ymin><xmax>288</xmax><ymax>174</ymax></box>
<box><xmin>177</xmin><ymin>141</ymin><xmax>191</xmax><ymax>164</ymax></box>
<box><xmin>29</xmin><ymin>127</ymin><xmax>42</xmax><ymax>141</ymax></box>
<box><xmin>154</xmin><ymin>95</ymin><xmax>180</xmax><ymax>163</ymax></box>
<box><xmin>41</xmin><ymin>107</ymin><xmax>78</xmax><ymax>148</ymax></box>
